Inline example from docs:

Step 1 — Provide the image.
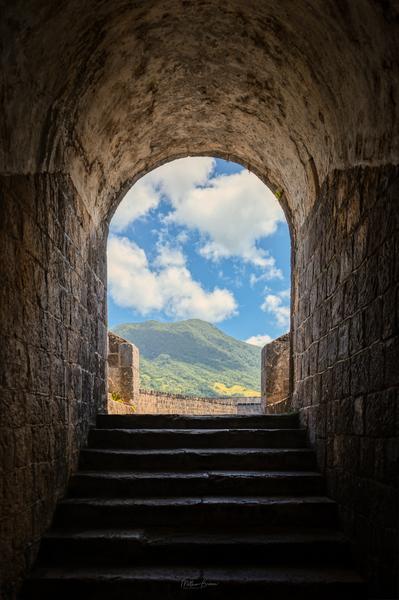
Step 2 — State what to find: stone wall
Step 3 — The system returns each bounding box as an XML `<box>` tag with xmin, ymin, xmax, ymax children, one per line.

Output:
<box><xmin>292</xmin><ymin>165</ymin><xmax>399</xmax><ymax>598</ymax></box>
<box><xmin>261</xmin><ymin>334</ymin><xmax>291</xmax><ymax>412</ymax></box>
<box><xmin>0</xmin><ymin>174</ymin><xmax>106</xmax><ymax>598</ymax></box>
<box><xmin>107</xmin><ymin>398</ymin><xmax>136</xmax><ymax>414</ymax></box>
<box><xmin>136</xmin><ymin>390</ymin><xmax>262</xmax><ymax>415</ymax></box>
<box><xmin>266</xmin><ymin>397</ymin><xmax>293</xmax><ymax>415</ymax></box>
<box><xmin>107</xmin><ymin>332</ymin><xmax>139</xmax><ymax>404</ymax></box>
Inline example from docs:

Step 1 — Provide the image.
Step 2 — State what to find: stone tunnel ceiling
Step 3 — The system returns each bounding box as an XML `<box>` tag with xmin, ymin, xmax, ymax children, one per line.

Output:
<box><xmin>1</xmin><ymin>0</ymin><xmax>398</xmax><ymax>232</ymax></box>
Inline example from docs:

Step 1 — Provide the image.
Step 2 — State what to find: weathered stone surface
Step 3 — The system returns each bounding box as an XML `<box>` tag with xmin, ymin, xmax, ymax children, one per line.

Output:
<box><xmin>136</xmin><ymin>390</ymin><xmax>262</xmax><ymax>416</ymax></box>
<box><xmin>292</xmin><ymin>165</ymin><xmax>399</xmax><ymax>598</ymax></box>
<box><xmin>20</xmin><ymin>415</ymin><xmax>365</xmax><ymax>599</ymax></box>
<box><xmin>261</xmin><ymin>334</ymin><xmax>291</xmax><ymax>413</ymax></box>
<box><xmin>0</xmin><ymin>174</ymin><xmax>107</xmax><ymax>597</ymax></box>
<box><xmin>107</xmin><ymin>332</ymin><xmax>139</xmax><ymax>405</ymax></box>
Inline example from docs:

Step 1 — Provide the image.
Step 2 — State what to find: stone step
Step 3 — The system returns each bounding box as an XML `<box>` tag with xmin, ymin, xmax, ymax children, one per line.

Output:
<box><xmin>96</xmin><ymin>413</ymin><xmax>299</xmax><ymax>430</ymax></box>
<box><xmin>54</xmin><ymin>496</ymin><xmax>337</xmax><ymax>529</ymax></box>
<box><xmin>38</xmin><ymin>528</ymin><xmax>351</xmax><ymax>567</ymax></box>
<box><xmin>21</xmin><ymin>565</ymin><xmax>365</xmax><ymax>599</ymax></box>
<box><xmin>88</xmin><ymin>428</ymin><xmax>307</xmax><ymax>449</ymax></box>
<box><xmin>68</xmin><ymin>470</ymin><xmax>324</xmax><ymax>498</ymax></box>
<box><xmin>80</xmin><ymin>447</ymin><xmax>317</xmax><ymax>472</ymax></box>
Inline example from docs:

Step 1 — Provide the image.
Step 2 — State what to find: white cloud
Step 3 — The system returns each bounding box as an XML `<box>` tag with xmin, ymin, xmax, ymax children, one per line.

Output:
<box><xmin>107</xmin><ymin>235</ymin><xmax>237</xmax><ymax>322</ymax></box>
<box><xmin>249</xmin><ymin>260</ymin><xmax>283</xmax><ymax>286</ymax></box>
<box><xmin>245</xmin><ymin>334</ymin><xmax>273</xmax><ymax>347</ymax></box>
<box><xmin>110</xmin><ymin>157</ymin><xmax>215</xmax><ymax>232</ymax></box>
<box><xmin>110</xmin><ymin>179</ymin><xmax>160</xmax><ymax>232</ymax></box>
<box><xmin>150</xmin><ymin>157</ymin><xmax>215</xmax><ymax>204</ymax></box>
<box><xmin>176</xmin><ymin>230</ymin><xmax>189</xmax><ymax>244</ymax></box>
<box><xmin>110</xmin><ymin>157</ymin><xmax>285</xmax><ymax>278</ymax></box>
<box><xmin>153</xmin><ymin>244</ymin><xmax>186</xmax><ymax>268</ymax></box>
<box><xmin>166</xmin><ymin>168</ymin><xmax>285</xmax><ymax>271</ymax></box>
<box><xmin>261</xmin><ymin>289</ymin><xmax>291</xmax><ymax>328</ymax></box>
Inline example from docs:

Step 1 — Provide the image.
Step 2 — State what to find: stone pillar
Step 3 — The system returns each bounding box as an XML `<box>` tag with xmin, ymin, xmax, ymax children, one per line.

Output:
<box><xmin>261</xmin><ymin>333</ymin><xmax>290</xmax><ymax>413</ymax></box>
<box><xmin>107</xmin><ymin>332</ymin><xmax>139</xmax><ymax>405</ymax></box>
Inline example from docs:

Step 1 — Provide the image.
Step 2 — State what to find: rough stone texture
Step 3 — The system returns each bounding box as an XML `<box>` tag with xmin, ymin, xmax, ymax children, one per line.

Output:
<box><xmin>1</xmin><ymin>1</ymin><xmax>398</xmax><ymax>598</ymax></box>
<box><xmin>266</xmin><ymin>396</ymin><xmax>293</xmax><ymax>415</ymax></box>
<box><xmin>1</xmin><ymin>1</ymin><xmax>399</xmax><ymax>229</ymax></box>
<box><xmin>136</xmin><ymin>390</ymin><xmax>262</xmax><ymax>416</ymax></box>
<box><xmin>107</xmin><ymin>332</ymin><xmax>139</xmax><ymax>404</ymax></box>
<box><xmin>20</xmin><ymin>414</ymin><xmax>364</xmax><ymax>599</ymax></box>
<box><xmin>0</xmin><ymin>174</ymin><xmax>107</xmax><ymax>598</ymax></box>
<box><xmin>292</xmin><ymin>165</ymin><xmax>399</xmax><ymax>598</ymax></box>
<box><xmin>107</xmin><ymin>398</ymin><xmax>136</xmax><ymax>415</ymax></box>
<box><xmin>261</xmin><ymin>334</ymin><xmax>291</xmax><ymax>412</ymax></box>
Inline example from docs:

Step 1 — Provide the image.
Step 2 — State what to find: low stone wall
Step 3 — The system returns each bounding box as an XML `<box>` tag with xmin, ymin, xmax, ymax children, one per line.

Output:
<box><xmin>261</xmin><ymin>333</ymin><xmax>291</xmax><ymax>413</ymax></box>
<box><xmin>137</xmin><ymin>389</ymin><xmax>262</xmax><ymax>415</ymax></box>
<box><xmin>107</xmin><ymin>397</ymin><xmax>136</xmax><ymax>414</ymax></box>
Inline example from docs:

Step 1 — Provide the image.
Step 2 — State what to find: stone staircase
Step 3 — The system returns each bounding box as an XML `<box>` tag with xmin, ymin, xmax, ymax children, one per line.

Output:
<box><xmin>21</xmin><ymin>414</ymin><xmax>365</xmax><ymax>598</ymax></box>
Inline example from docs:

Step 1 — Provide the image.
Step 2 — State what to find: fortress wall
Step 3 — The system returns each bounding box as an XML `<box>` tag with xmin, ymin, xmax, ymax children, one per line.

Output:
<box><xmin>136</xmin><ymin>389</ymin><xmax>262</xmax><ymax>415</ymax></box>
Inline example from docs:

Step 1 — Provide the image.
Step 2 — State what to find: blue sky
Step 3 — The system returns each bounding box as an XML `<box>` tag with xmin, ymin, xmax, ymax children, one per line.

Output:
<box><xmin>107</xmin><ymin>157</ymin><xmax>291</xmax><ymax>346</ymax></box>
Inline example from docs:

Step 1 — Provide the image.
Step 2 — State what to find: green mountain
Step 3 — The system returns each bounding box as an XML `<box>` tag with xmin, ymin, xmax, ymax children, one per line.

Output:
<box><xmin>112</xmin><ymin>319</ymin><xmax>261</xmax><ymax>397</ymax></box>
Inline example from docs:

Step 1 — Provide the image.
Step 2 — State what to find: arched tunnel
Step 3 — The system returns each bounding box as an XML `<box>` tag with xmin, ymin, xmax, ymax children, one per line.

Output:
<box><xmin>0</xmin><ymin>1</ymin><xmax>398</xmax><ymax>597</ymax></box>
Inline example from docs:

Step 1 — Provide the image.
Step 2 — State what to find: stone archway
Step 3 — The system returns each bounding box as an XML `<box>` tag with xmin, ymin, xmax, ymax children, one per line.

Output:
<box><xmin>1</xmin><ymin>1</ymin><xmax>398</xmax><ymax>597</ymax></box>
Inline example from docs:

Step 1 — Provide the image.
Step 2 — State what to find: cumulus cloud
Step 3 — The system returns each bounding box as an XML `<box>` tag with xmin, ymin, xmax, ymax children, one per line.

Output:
<box><xmin>249</xmin><ymin>261</ymin><xmax>283</xmax><ymax>286</ymax></box>
<box><xmin>245</xmin><ymin>334</ymin><xmax>273</xmax><ymax>347</ymax></box>
<box><xmin>110</xmin><ymin>157</ymin><xmax>285</xmax><ymax>279</ymax></box>
<box><xmin>149</xmin><ymin>157</ymin><xmax>214</xmax><ymax>204</ymax></box>
<box><xmin>110</xmin><ymin>157</ymin><xmax>214</xmax><ymax>232</ymax></box>
<box><xmin>166</xmin><ymin>168</ymin><xmax>285</xmax><ymax>271</ymax></box>
<box><xmin>110</xmin><ymin>179</ymin><xmax>160</xmax><ymax>233</ymax></box>
<box><xmin>107</xmin><ymin>236</ymin><xmax>237</xmax><ymax>322</ymax></box>
<box><xmin>261</xmin><ymin>289</ymin><xmax>291</xmax><ymax>328</ymax></box>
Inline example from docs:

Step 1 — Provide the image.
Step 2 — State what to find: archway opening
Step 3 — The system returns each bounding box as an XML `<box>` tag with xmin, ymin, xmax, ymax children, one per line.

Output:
<box><xmin>106</xmin><ymin>156</ymin><xmax>292</xmax><ymax>415</ymax></box>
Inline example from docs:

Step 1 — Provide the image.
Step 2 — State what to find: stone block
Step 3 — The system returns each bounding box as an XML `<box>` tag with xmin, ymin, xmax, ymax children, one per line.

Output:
<box><xmin>351</xmin><ymin>350</ymin><xmax>369</xmax><ymax>396</ymax></box>
<box><xmin>353</xmin><ymin>220</ymin><xmax>368</xmax><ymax>268</ymax></box>
<box><xmin>261</xmin><ymin>333</ymin><xmax>290</xmax><ymax>410</ymax></box>
<box><xmin>382</xmin><ymin>286</ymin><xmax>397</xmax><ymax>340</ymax></box>
<box><xmin>353</xmin><ymin>396</ymin><xmax>364</xmax><ymax>435</ymax></box>
<box><xmin>107</xmin><ymin>353</ymin><xmax>119</xmax><ymax>368</ymax></box>
<box><xmin>384</xmin><ymin>336</ymin><xmax>399</xmax><ymax>388</ymax></box>
<box><xmin>119</xmin><ymin>343</ymin><xmax>133</xmax><ymax>367</ymax></box>
<box><xmin>344</xmin><ymin>275</ymin><xmax>358</xmax><ymax>318</ymax></box>
<box><xmin>349</xmin><ymin>311</ymin><xmax>363</xmax><ymax>355</ymax></box>
<box><xmin>368</xmin><ymin>342</ymin><xmax>384</xmax><ymax>392</ymax></box>
<box><xmin>365</xmin><ymin>390</ymin><xmax>397</xmax><ymax>437</ymax></box>
<box><xmin>338</xmin><ymin>319</ymin><xmax>350</xmax><ymax>360</ymax></box>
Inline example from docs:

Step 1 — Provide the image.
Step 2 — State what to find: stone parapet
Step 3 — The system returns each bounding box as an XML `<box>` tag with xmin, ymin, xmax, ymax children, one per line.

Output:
<box><xmin>107</xmin><ymin>332</ymin><xmax>139</xmax><ymax>404</ymax></box>
<box><xmin>261</xmin><ymin>333</ymin><xmax>291</xmax><ymax>413</ymax></box>
<box><xmin>136</xmin><ymin>389</ymin><xmax>262</xmax><ymax>415</ymax></box>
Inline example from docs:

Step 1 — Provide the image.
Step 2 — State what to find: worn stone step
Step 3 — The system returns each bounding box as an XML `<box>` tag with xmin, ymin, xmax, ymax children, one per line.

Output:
<box><xmin>54</xmin><ymin>496</ymin><xmax>337</xmax><ymax>529</ymax></box>
<box><xmin>80</xmin><ymin>447</ymin><xmax>317</xmax><ymax>472</ymax></box>
<box><xmin>21</xmin><ymin>565</ymin><xmax>365</xmax><ymax>599</ymax></box>
<box><xmin>38</xmin><ymin>528</ymin><xmax>351</xmax><ymax>567</ymax></box>
<box><xmin>96</xmin><ymin>413</ymin><xmax>300</xmax><ymax>430</ymax></box>
<box><xmin>88</xmin><ymin>428</ymin><xmax>307</xmax><ymax>449</ymax></box>
<box><xmin>69</xmin><ymin>470</ymin><xmax>324</xmax><ymax>498</ymax></box>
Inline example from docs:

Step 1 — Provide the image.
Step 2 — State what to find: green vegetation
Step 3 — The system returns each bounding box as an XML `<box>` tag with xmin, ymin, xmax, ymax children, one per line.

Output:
<box><xmin>112</xmin><ymin>319</ymin><xmax>261</xmax><ymax>397</ymax></box>
<box><xmin>110</xmin><ymin>391</ymin><xmax>123</xmax><ymax>403</ymax></box>
<box><xmin>110</xmin><ymin>391</ymin><xmax>136</xmax><ymax>411</ymax></box>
